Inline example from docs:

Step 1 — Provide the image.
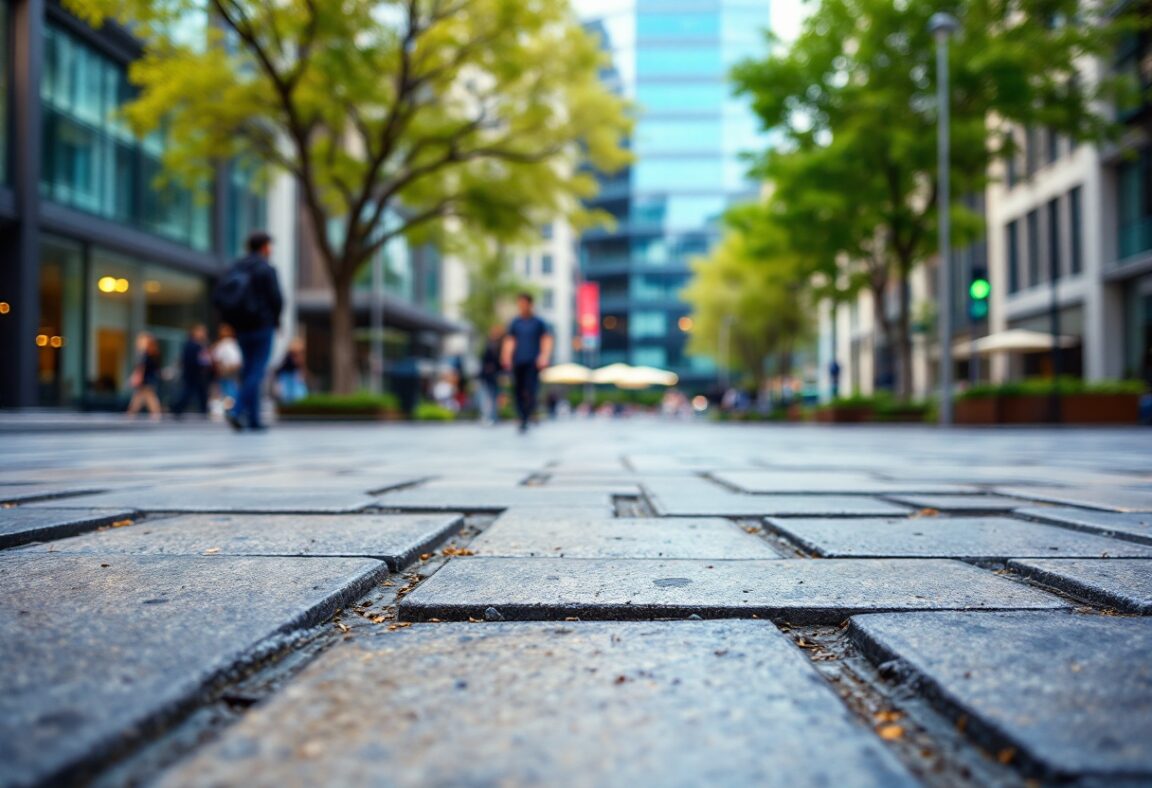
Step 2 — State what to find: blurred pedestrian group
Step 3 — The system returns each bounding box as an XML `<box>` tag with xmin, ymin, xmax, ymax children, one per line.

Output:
<box><xmin>125</xmin><ymin>231</ymin><xmax>307</xmax><ymax>430</ymax></box>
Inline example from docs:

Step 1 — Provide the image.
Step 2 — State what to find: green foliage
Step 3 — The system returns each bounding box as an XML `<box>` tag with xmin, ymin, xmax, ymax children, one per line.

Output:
<box><xmin>959</xmin><ymin>378</ymin><xmax>1145</xmax><ymax>400</ymax></box>
<box><xmin>564</xmin><ymin>388</ymin><xmax>664</xmax><ymax>409</ymax></box>
<box><xmin>680</xmin><ymin>204</ymin><xmax>813</xmax><ymax>387</ymax></box>
<box><xmin>456</xmin><ymin>239</ymin><xmax>532</xmax><ymax>344</ymax></box>
<box><xmin>733</xmin><ymin>0</ymin><xmax>1143</xmax><ymax>398</ymax></box>
<box><xmin>414</xmin><ymin>401</ymin><xmax>457</xmax><ymax>421</ymax></box>
<box><xmin>279</xmin><ymin>392</ymin><xmax>400</xmax><ymax>413</ymax></box>
<box><xmin>66</xmin><ymin>0</ymin><xmax>632</xmax><ymax>392</ymax></box>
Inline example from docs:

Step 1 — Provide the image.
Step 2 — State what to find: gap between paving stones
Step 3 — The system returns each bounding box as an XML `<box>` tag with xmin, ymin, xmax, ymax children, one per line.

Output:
<box><xmin>85</xmin><ymin>515</ymin><xmax>497</xmax><ymax>787</ymax></box>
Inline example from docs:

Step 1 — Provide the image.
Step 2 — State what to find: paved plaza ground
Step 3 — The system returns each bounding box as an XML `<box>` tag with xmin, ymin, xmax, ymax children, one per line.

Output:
<box><xmin>1</xmin><ymin>417</ymin><xmax>1151</xmax><ymax>787</ymax></box>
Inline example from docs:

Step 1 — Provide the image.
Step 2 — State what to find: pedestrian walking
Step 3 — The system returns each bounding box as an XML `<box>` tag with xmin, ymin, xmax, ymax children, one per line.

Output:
<box><xmin>478</xmin><ymin>325</ymin><xmax>504</xmax><ymax>425</ymax></box>
<box><xmin>125</xmin><ymin>332</ymin><xmax>163</xmax><ymax>421</ymax></box>
<box><xmin>212</xmin><ymin>230</ymin><xmax>283</xmax><ymax>432</ymax></box>
<box><xmin>171</xmin><ymin>324</ymin><xmax>213</xmax><ymax>418</ymax></box>
<box><xmin>211</xmin><ymin>324</ymin><xmax>243</xmax><ymax>415</ymax></box>
<box><xmin>501</xmin><ymin>293</ymin><xmax>553</xmax><ymax>433</ymax></box>
<box><xmin>275</xmin><ymin>338</ymin><xmax>310</xmax><ymax>403</ymax></box>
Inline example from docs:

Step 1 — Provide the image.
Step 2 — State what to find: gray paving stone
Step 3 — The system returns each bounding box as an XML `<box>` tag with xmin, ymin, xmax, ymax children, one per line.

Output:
<box><xmin>886</xmin><ymin>494</ymin><xmax>1024</xmax><ymax>512</ymax></box>
<box><xmin>18</xmin><ymin>513</ymin><xmax>463</xmax><ymax>570</ymax></box>
<box><xmin>0</xmin><ymin>485</ymin><xmax>104</xmax><ymax>504</ymax></box>
<box><xmin>765</xmin><ymin>517</ymin><xmax>1152</xmax><ymax>561</ymax></box>
<box><xmin>643</xmin><ymin>480</ymin><xmax>910</xmax><ymax>518</ymax></box>
<box><xmin>0</xmin><ymin>553</ymin><xmax>386</xmax><ymax>787</ymax></box>
<box><xmin>374</xmin><ymin>485</ymin><xmax>616</xmax><ymax>513</ymax></box>
<box><xmin>473</xmin><ymin>514</ymin><xmax>781</xmax><ymax>559</ymax></box>
<box><xmin>712</xmin><ymin>470</ymin><xmax>975</xmax><ymax>495</ymax></box>
<box><xmin>998</xmin><ymin>485</ymin><xmax>1152</xmax><ymax>513</ymax></box>
<box><xmin>0</xmin><ymin>508</ymin><xmax>136</xmax><ymax>549</ymax></box>
<box><xmin>1016</xmin><ymin>506</ymin><xmax>1152</xmax><ymax>546</ymax></box>
<box><xmin>157</xmin><ymin>621</ymin><xmax>917</xmax><ymax>788</ymax></box>
<box><xmin>1008</xmin><ymin>559</ymin><xmax>1152</xmax><ymax>614</ymax></box>
<box><xmin>398</xmin><ymin>557</ymin><xmax>1066</xmax><ymax>624</ymax></box>
<box><xmin>849</xmin><ymin>611</ymin><xmax>1152</xmax><ymax>780</ymax></box>
<box><xmin>24</xmin><ymin>486</ymin><xmax>379</xmax><ymax>513</ymax></box>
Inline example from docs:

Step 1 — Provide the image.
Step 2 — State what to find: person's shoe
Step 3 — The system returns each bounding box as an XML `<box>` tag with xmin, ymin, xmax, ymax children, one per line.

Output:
<box><xmin>248</xmin><ymin>424</ymin><xmax>268</xmax><ymax>433</ymax></box>
<box><xmin>518</xmin><ymin>421</ymin><xmax>528</xmax><ymax>434</ymax></box>
<box><xmin>225</xmin><ymin>411</ymin><xmax>244</xmax><ymax>432</ymax></box>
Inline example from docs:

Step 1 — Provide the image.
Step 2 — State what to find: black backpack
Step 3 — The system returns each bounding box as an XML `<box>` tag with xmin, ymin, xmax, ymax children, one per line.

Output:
<box><xmin>212</xmin><ymin>260</ymin><xmax>261</xmax><ymax>327</ymax></box>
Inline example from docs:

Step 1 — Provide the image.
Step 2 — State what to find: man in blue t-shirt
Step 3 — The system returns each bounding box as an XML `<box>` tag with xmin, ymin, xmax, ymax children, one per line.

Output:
<box><xmin>501</xmin><ymin>293</ymin><xmax>553</xmax><ymax>432</ymax></box>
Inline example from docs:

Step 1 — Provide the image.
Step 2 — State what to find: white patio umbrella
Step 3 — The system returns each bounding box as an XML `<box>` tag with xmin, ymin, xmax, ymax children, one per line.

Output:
<box><xmin>591</xmin><ymin>363</ymin><xmax>635</xmax><ymax>385</ymax></box>
<box><xmin>967</xmin><ymin>329</ymin><xmax>1078</xmax><ymax>356</ymax></box>
<box><xmin>540</xmin><ymin>363</ymin><xmax>593</xmax><ymax>385</ymax></box>
<box><xmin>621</xmin><ymin>365</ymin><xmax>680</xmax><ymax>388</ymax></box>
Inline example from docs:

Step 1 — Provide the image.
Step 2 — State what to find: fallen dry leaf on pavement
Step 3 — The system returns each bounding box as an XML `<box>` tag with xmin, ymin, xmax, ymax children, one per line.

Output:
<box><xmin>998</xmin><ymin>748</ymin><xmax>1016</xmax><ymax>764</ymax></box>
<box><xmin>441</xmin><ymin>547</ymin><xmax>476</xmax><ymax>557</ymax></box>
<box><xmin>877</xmin><ymin>724</ymin><xmax>905</xmax><ymax>741</ymax></box>
<box><xmin>111</xmin><ymin>519</ymin><xmax>134</xmax><ymax>528</ymax></box>
<box><xmin>202</xmin><ymin>547</ymin><xmax>221</xmax><ymax>555</ymax></box>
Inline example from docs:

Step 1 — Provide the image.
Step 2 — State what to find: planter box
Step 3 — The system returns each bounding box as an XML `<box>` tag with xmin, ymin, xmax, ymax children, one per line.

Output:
<box><xmin>956</xmin><ymin>398</ymin><xmax>998</xmax><ymax>425</ymax></box>
<box><xmin>999</xmin><ymin>395</ymin><xmax>1050</xmax><ymax>424</ymax></box>
<box><xmin>816</xmin><ymin>406</ymin><xmax>874</xmax><ymax>423</ymax></box>
<box><xmin>1060</xmin><ymin>393</ymin><xmax>1140</xmax><ymax>424</ymax></box>
<box><xmin>277</xmin><ymin>407</ymin><xmax>402</xmax><ymax>421</ymax></box>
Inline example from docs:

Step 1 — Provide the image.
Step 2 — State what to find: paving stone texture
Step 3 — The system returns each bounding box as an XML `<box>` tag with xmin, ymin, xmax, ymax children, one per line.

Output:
<box><xmin>0</xmin><ymin>553</ymin><xmax>386</xmax><ymax>787</ymax></box>
<box><xmin>850</xmin><ymin>612</ymin><xmax>1152</xmax><ymax>780</ymax></box>
<box><xmin>158</xmin><ymin>622</ymin><xmax>917</xmax><ymax>788</ymax></box>
<box><xmin>1</xmin><ymin>419</ymin><xmax>1149</xmax><ymax>786</ymax></box>
<box><xmin>1008</xmin><ymin>558</ymin><xmax>1152</xmax><ymax>613</ymax></box>
<box><xmin>18</xmin><ymin>512</ymin><xmax>463</xmax><ymax>570</ymax></box>
<box><xmin>765</xmin><ymin>516</ymin><xmax>1152</xmax><ymax>561</ymax></box>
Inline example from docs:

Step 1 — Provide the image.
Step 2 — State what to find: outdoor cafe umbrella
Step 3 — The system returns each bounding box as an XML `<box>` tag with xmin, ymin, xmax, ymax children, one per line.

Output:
<box><xmin>540</xmin><ymin>363</ymin><xmax>593</xmax><ymax>385</ymax></box>
<box><xmin>591</xmin><ymin>363</ymin><xmax>679</xmax><ymax>389</ymax></box>
<box><xmin>952</xmin><ymin>329</ymin><xmax>1078</xmax><ymax>358</ymax></box>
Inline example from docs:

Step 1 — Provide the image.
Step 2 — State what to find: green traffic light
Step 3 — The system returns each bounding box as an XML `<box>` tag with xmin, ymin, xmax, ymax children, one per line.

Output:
<box><xmin>969</xmin><ymin>278</ymin><xmax>991</xmax><ymax>300</ymax></box>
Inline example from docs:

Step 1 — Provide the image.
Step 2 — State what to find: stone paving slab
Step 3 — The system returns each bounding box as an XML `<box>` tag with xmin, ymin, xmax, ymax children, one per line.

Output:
<box><xmin>1008</xmin><ymin>559</ymin><xmax>1152</xmax><ymax>614</ymax></box>
<box><xmin>374</xmin><ymin>485</ymin><xmax>616</xmax><ymax>512</ymax></box>
<box><xmin>398</xmin><ymin>557</ymin><xmax>1067</xmax><ymax>624</ymax></box>
<box><xmin>157</xmin><ymin>621</ymin><xmax>917</xmax><ymax>788</ymax></box>
<box><xmin>765</xmin><ymin>517</ymin><xmax>1152</xmax><ymax>561</ymax></box>
<box><xmin>643</xmin><ymin>480</ymin><xmax>910</xmax><ymax>518</ymax></box>
<box><xmin>712</xmin><ymin>470</ymin><xmax>975</xmax><ymax>495</ymax></box>
<box><xmin>23</xmin><ymin>487</ymin><xmax>379</xmax><ymax>514</ymax></box>
<box><xmin>886</xmin><ymin>494</ymin><xmax>1023</xmax><ymax>512</ymax></box>
<box><xmin>1016</xmin><ymin>506</ymin><xmax>1152</xmax><ymax>546</ymax></box>
<box><xmin>997</xmin><ymin>486</ymin><xmax>1152</xmax><ymax>513</ymax></box>
<box><xmin>0</xmin><ymin>507</ymin><xmax>137</xmax><ymax>549</ymax></box>
<box><xmin>849</xmin><ymin>611</ymin><xmax>1152</xmax><ymax>780</ymax></box>
<box><xmin>18</xmin><ymin>513</ymin><xmax>463</xmax><ymax>570</ymax></box>
<box><xmin>0</xmin><ymin>485</ymin><xmax>105</xmax><ymax>504</ymax></box>
<box><xmin>0</xmin><ymin>553</ymin><xmax>387</xmax><ymax>787</ymax></box>
<box><xmin>472</xmin><ymin>514</ymin><xmax>781</xmax><ymax>559</ymax></box>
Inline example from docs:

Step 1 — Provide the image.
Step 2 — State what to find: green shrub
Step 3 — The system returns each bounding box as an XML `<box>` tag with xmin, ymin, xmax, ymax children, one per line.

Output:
<box><xmin>958</xmin><ymin>377</ymin><xmax>1144</xmax><ymax>400</ymax></box>
<box><xmin>414</xmin><ymin>401</ymin><xmax>456</xmax><ymax>421</ymax></box>
<box><xmin>280</xmin><ymin>392</ymin><xmax>400</xmax><ymax>414</ymax></box>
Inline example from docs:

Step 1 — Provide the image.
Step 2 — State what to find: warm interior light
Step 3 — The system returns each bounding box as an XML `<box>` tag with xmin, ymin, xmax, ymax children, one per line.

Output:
<box><xmin>35</xmin><ymin>334</ymin><xmax>49</xmax><ymax>347</ymax></box>
<box><xmin>691</xmin><ymin>395</ymin><xmax>709</xmax><ymax>412</ymax></box>
<box><xmin>0</xmin><ymin>302</ymin><xmax>9</xmax><ymax>314</ymax></box>
<box><xmin>115</xmin><ymin>278</ymin><xmax>130</xmax><ymax>293</ymax></box>
<box><xmin>97</xmin><ymin>276</ymin><xmax>118</xmax><ymax>293</ymax></box>
<box><xmin>145</xmin><ymin>280</ymin><xmax>162</xmax><ymax>294</ymax></box>
<box><xmin>603</xmin><ymin>316</ymin><xmax>618</xmax><ymax>330</ymax></box>
<box><xmin>50</xmin><ymin>336</ymin><xmax>64</xmax><ymax>348</ymax></box>
<box><xmin>678</xmin><ymin>316</ymin><xmax>694</xmax><ymax>332</ymax></box>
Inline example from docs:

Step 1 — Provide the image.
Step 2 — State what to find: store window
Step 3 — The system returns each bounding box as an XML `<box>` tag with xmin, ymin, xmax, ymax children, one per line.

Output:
<box><xmin>40</xmin><ymin>24</ymin><xmax>211</xmax><ymax>250</ymax></box>
<box><xmin>225</xmin><ymin>165</ymin><xmax>267</xmax><ymax>257</ymax></box>
<box><xmin>630</xmin><ymin>310</ymin><xmax>665</xmax><ymax>339</ymax></box>
<box><xmin>1007</xmin><ymin>220</ymin><xmax>1021</xmax><ymax>293</ymax></box>
<box><xmin>1069</xmin><ymin>186</ymin><xmax>1083</xmax><ymax>274</ymax></box>
<box><xmin>38</xmin><ymin>237</ymin><xmax>85</xmax><ymax>406</ymax></box>
<box><xmin>1118</xmin><ymin>148</ymin><xmax>1152</xmax><ymax>260</ymax></box>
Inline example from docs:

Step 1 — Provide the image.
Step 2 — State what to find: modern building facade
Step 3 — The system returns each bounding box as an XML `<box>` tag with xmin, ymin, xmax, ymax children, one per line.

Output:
<box><xmin>515</xmin><ymin>220</ymin><xmax>577</xmax><ymax>366</ymax></box>
<box><xmin>0</xmin><ymin>0</ymin><xmax>279</xmax><ymax>409</ymax></box>
<box><xmin>577</xmin><ymin>0</ymin><xmax>771</xmax><ymax>388</ymax></box>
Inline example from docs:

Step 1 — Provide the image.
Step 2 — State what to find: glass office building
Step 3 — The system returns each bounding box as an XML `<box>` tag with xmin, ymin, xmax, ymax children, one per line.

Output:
<box><xmin>0</xmin><ymin>2</ymin><xmax>265</xmax><ymax>408</ymax></box>
<box><xmin>578</xmin><ymin>0</ymin><xmax>770</xmax><ymax>387</ymax></box>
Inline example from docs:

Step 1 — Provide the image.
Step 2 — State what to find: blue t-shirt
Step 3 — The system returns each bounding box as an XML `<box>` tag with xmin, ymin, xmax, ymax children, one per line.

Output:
<box><xmin>507</xmin><ymin>316</ymin><xmax>550</xmax><ymax>365</ymax></box>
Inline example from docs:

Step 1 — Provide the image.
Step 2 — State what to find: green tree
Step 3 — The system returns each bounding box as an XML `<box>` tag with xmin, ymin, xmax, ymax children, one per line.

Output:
<box><xmin>458</xmin><ymin>241</ymin><xmax>531</xmax><ymax>347</ymax></box>
<box><xmin>68</xmin><ymin>0</ymin><xmax>630</xmax><ymax>393</ymax></box>
<box><xmin>681</xmin><ymin>207</ymin><xmax>812</xmax><ymax>391</ymax></box>
<box><xmin>733</xmin><ymin>0</ymin><xmax>1139</xmax><ymax>398</ymax></box>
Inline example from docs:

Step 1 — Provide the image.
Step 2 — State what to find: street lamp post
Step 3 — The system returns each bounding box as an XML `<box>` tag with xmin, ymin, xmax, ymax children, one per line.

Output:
<box><xmin>930</xmin><ymin>12</ymin><xmax>960</xmax><ymax>426</ymax></box>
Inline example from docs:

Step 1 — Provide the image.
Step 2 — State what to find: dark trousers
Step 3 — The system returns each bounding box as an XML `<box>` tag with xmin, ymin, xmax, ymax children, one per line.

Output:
<box><xmin>235</xmin><ymin>328</ymin><xmax>274</xmax><ymax>428</ymax></box>
<box><xmin>512</xmin><ymin>363</ymin><xmax>539</xmax><ymax>426</ymax></box>
<box><xmin>172</xmin><ymin>379</ymin><xmax>209</xmax><ymax>415</ymax></box>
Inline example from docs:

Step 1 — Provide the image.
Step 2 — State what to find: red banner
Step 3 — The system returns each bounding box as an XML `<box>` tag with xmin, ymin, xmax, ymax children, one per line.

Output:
<box><xmin>577</xmin><ymin>282</ymin><xmax>600</xmax><ymax>347</ymax></box>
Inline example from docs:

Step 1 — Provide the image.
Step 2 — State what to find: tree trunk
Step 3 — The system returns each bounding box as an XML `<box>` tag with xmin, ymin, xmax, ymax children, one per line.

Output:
<box><xmin>870</xmin><ymin>284</ymin><xmax>890</xmax><ymax>395</ymax></box>
<box><xmin>330</xmin><ymin>273</ymin><xmax>359</xmax><ymax>395</ymax></box>
<box><xmin>896</xmin><ymin>267</ymin><xmax>913</xmax><ymax>401</ymax></box>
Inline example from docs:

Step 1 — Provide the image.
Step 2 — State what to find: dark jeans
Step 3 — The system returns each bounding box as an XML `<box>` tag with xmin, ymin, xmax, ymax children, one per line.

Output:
<box><xmin>235</xmin><ymin>328</ymin><xmax>274</xmax><ymax>428</ymax></box>
<box><xmin>172</xmin><ymin>379</ymin><xmax>209</xmax><ymax>415</ymax></box>
<box><xmin>512</xmin><ymin>363</ymin><xmax>539</xmax><ymax>426</ymax></box>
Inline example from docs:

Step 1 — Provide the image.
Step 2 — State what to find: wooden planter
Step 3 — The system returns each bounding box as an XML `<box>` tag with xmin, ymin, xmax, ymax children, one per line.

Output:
<box><xmin>999</xmin><ymin>395</ymin><xmax>1050</xmax><ymax>424</ymax></box>
<box><xmin>1060</xmin><ymin>393</ymin><xmax>1140</xmax><ymax>424</ymax></box>
<box><xmin>816</xmin><ymin>406</ymin><xmax>874</xmax><ymax>423</ymax></box>
<box><xmin>955</xmin><ymin>397</ymin><xmax>999</xmax><ymax>425</ymax></box>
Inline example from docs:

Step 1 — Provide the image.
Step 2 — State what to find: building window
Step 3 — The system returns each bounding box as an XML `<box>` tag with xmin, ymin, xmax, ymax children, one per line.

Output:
<box><xmin>540</xmin><ymin>223</ymin><xmax>553</xmax><ymax>240</ymax></box>
<box><xmin>0</xmin><ymin>3</ymin><xmax>9</xmax><ymax>184</ymax></box>
<box><xmin>1025</xmin><ymin>126</ymin><xmax>1039</xmax><ymax>177</ymax></box>
<box><xmin>522</xmin><ymin>256</ymin><xmax>532</xmax><ymax>277</ymax></box>
<box><xmin>1026</xmin><ymin>209</ymin><xmax>1040</xmax><ymax>287</ymax></box>
<box><xmin>1069</xmin><ymin>186</ymin><xmax>1083</xmax><ymax>275</ymax></box>
<box><xmin>542</xmin><ymin>288</ymin><xmax>554</xmax><ymax>310</ymax></box>
<box><xmin>632</xmin><ymin>346</ymin><xmax>668</xmax><ymax>368</ymax></box>
<box><xmin>1118</xmin><ymin>148</ymin><xmax>1152</xmax><ymax>260</ymax></box>
<box><xmin>1007</xmin><ymin>220</ymin><xmax>1021</xmax><ymax>294</ymax></box>
<box><xmin>629</xmin><ymin>310</ymin><xmax>665</xmax><ymax>339</ymax></box>
<box><xmin>39</xmin><ymin>24</ymin><xmax>211</xmax><ymax>251</ymax></box>
<box><xmin>225</xmin><ymin>165</ymin><xmax>267</xmax><ymax>257</ymax></box>
<box><xmin>1046</xmin><ymin>128</ymin><xmax>1060</xmax><ymax>165</ymax></box>
<box><xmin>541</xmin><ymin>254</ymin><xmax>553</xmax><ymax>275</ymax></box>
<box><xmin>1047</xmin><ymin>197</ymin><xmax>1061</xmax><ymax>282</ymax></box>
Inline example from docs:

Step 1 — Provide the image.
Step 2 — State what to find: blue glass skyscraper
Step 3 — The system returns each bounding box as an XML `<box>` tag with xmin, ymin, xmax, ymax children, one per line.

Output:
<box><xmin>578</xmin><ymin>0</ymin><xmax>771</xmax><ymax>388</ymax></box>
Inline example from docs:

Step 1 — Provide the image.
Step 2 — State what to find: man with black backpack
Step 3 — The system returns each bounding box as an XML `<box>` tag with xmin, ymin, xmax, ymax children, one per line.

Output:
<box><xmin>212</xmin><ymin>231</ymin><xmax>283</xmax><ymax>432</ymax></box>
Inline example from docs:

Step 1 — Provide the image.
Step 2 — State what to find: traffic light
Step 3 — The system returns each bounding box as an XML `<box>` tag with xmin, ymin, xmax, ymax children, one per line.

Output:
<box><xmin>968</xmin><ymin>266</ymin><xmax>990</xmax><ymax>321</ymax></box>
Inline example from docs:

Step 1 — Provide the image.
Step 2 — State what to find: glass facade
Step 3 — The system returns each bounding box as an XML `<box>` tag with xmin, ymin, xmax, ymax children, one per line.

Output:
<box><xmin>1118</xmin><ymin>147</ymin><xmax>1152</xmax><ymax>261</ymax></box>
<box><xmin>40</xmin><ymin>23</ymin><xmax>211</xmax><ymax>250</ymax></box>
<box><xmin>579</xmin><ymin>0</ymin><xmax>769</xmax><ymax>383</ymax></box>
